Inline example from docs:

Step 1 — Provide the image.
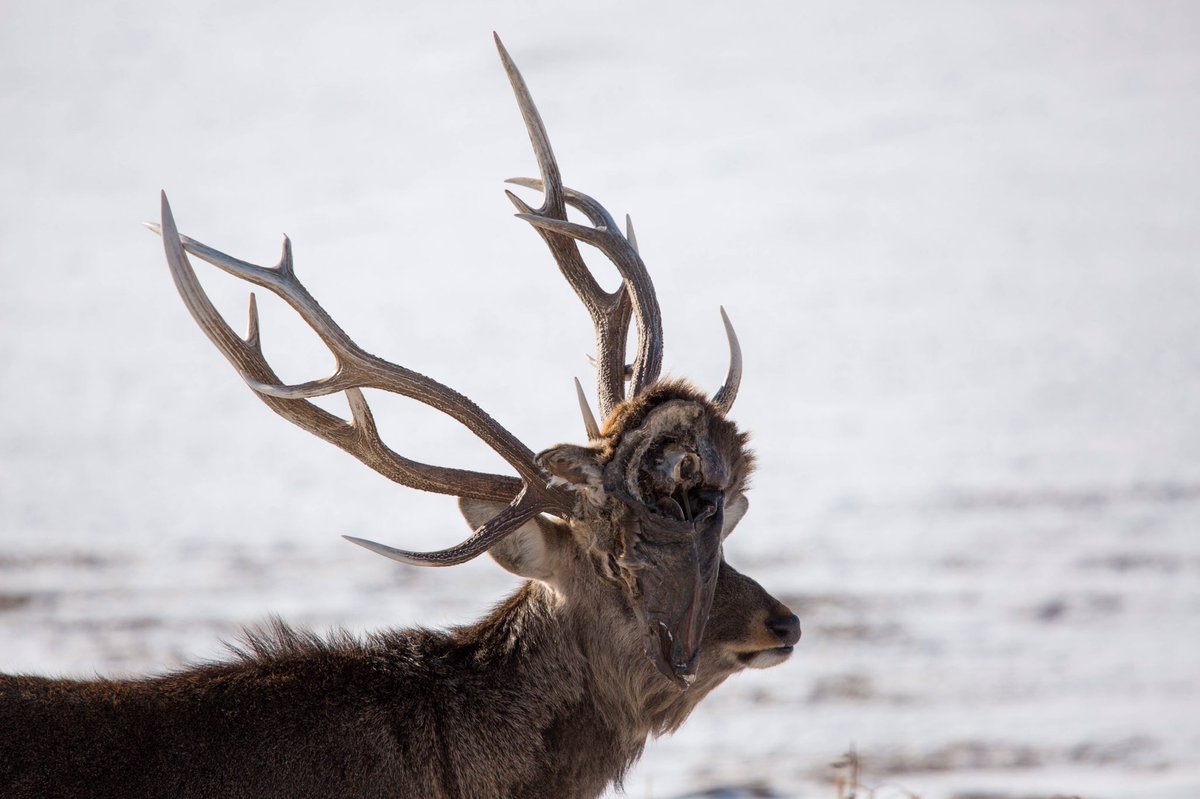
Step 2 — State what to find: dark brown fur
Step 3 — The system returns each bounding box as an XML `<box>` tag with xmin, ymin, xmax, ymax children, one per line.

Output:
<box><xmin>0</xmin><ymin>559</ymin><xmax>794</xmax><ymax>799</ymax></box>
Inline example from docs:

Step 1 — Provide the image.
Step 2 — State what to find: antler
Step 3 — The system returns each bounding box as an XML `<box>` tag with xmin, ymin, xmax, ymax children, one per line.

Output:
<box><xmin>495</xmin><ymin>34</ymin><xmax>663</xmax><ymax>419</ymax></box>
<box><xmin>149</xmin><ymin>193</ymin><xmax>572</xmax><ymax>566</ymax></box>
<box><xmin>711</xmin><ymin>306</ymin><xmax>742</xmax><ymax>414</ymax></box>
<box><xmin>495</xmin><ymin>34</ymin><xmax>743</xmax><ymax>418</ymax></box>
<box><xmin>151</xmin><ymin>37</ymin><xmax>745</xmax><ymax>567</ymax></box>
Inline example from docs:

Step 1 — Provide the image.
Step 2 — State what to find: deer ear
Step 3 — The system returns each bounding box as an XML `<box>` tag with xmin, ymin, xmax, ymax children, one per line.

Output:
<box><xmin>458</xmin><ymin>498</ymin><xmax>568</xmax><ymax>583</ymax></box>
<box><xmin>536</xmin><ymin>444</ymin><xmax>606</xmax><ymax>504</ymax></box>
<box><xmin>721</xmin><ymin>493</ymin><xmax>749</xmax><ymax>540</ymax></box>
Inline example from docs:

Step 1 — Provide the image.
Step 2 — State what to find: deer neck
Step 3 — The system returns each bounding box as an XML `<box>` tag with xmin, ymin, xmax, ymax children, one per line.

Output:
<box><xmin>455</xmin><ymin>575</ymin><xmax>714</xmax><ymax>796</ymax></box>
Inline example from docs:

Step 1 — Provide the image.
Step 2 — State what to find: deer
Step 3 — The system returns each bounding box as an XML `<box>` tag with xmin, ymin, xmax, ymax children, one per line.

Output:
<box><xmin>0</xmin><ymin>35</ymin><xmax>800</xmax><ymax>799</ymax></box>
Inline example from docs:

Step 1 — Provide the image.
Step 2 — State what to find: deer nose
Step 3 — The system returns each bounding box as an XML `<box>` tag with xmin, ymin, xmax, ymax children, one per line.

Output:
<box><xmin>767</xmin><ymin>613</ymin><xmax>801</xmax><ymax>647</ymax></box>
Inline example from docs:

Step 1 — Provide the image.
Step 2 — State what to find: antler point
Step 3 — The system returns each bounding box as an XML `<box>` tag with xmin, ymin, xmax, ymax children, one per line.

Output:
<box><xmin>573</xmin><ymin>376</ymin><xmax>602</xmax><ymax>441</ymax></box>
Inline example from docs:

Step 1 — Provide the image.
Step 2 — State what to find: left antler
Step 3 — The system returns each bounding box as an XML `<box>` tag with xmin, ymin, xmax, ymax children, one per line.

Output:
<box><xmin>149</xmin><ymin>194</ymin><xmax>572</xmax><ymax>566</ymax></box>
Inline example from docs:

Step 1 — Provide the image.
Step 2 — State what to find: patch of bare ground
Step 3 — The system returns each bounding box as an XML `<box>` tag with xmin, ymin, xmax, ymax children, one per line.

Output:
<box><xmin>0</xmin><ymin>553</ymin><xmax>114</xmax><ymax>570</ymax></box>
<box><xmin>1026</xmin><ymin>592</ymin><xmax>1122</xmax><ymax>623</ymax></box>
<box><xmin>1076</xmin><ymin>552</ymin><xmax>1197</xmax><ymax>574</ymax></box>
<box><xmin>0</xmin><ymin>593</ymin><xmax>33</xmax><ymax>612</ymax></box>
<box><xmin>808</xmin><ymin>673</ymin><xmax>911</xmax><ymax>704</ymax></box>
<box><xmin>949</xmin><ymin>793</ymin><xmax>1081</xmax><ymax>799</ymax></box>
<box><xmin>830</xmin><ymin>747</ymin><xmax>920</xmax><ymax>799</ymax></box>
<box><xmin>825</xmin><ymin>746</ymin><xmax>1116</xmax><ymax>799</ymax></box>
<box><xmin>872</xmin><ymin>742</ymin><xmax>1044</xmax><ymax>774</ymax></box>
<box><xmin>44</xmin><ymin>615</ymin><xmax>166</xmax><ymax>632</ymax></box>
<box><xmin>778</xmin><ymin>593</ymin><xmax>910</xmax><ymax>644</ymax></box>
<box><xmin>826</xmin><ymin>735</ymin><xmax>1161</xmax><ymax>779</ymax></box>
<box><xmin>813</xmin><ymin>621</ymin><xmax>907</xmax><ymax>643</ymax></box>
<box><xmin>672</xmin><ymin>783</ymin><xmax>781</xmax><ymax>798</ymax></box>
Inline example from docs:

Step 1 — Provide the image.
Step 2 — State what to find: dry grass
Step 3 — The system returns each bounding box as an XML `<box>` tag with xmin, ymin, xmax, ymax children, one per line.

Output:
<box><xmin>832</xmin><ymin>747</ymin><xmax>921</xmax><ymax>799</ymax></box>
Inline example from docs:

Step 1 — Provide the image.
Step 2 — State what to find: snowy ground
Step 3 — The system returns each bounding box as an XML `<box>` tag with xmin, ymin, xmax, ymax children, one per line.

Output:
<box><xmin>2</xmin><ymin>2</ymin><xmax>1199</xmax><ymax>797</ymax></box>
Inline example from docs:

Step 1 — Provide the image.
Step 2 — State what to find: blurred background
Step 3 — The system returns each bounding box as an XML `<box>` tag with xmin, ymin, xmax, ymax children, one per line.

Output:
<box><xmin>2</xmin><ymin>1</ymin><xmax>1198</xmax><ymax>796</ymax></box>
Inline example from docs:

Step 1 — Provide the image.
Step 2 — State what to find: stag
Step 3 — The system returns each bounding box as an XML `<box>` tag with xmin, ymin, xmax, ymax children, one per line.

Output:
<box><xmin>0</xmin><ymin>36</ymin><xmax>800</xmax><ymax>799</ymax></box>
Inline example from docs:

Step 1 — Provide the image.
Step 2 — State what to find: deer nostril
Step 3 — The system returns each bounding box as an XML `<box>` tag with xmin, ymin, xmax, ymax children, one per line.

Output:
<box><xmin>766</xmin><ymin>613</ymin><xmax>801</xmax><ymax>646</ymax></box>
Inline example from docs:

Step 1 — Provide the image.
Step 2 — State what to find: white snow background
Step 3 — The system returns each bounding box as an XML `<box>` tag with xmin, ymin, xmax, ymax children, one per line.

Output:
<box><xmin>2</xmin><ymin>2</ymin><xmax>1198</xmax><ymax>797</ymax></box>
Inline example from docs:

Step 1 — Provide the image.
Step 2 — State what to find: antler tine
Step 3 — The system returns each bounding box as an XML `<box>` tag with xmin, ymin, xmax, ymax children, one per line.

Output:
<box><xmin>573</xmin><ymin>377</ymin><xmax>601</xmax><ymax>440</ymax></box>
<box><xmin>153</xmin><ymin>193</ymin><xmax>572</xmax><ymax>545</ymax></box>
<box><xmin>492</xmin><ymin>34</ymin><xmax>565</xmax><ymax>228</ymax></box>
<box><xmin>711</xmin><ymin>306</ymin><xmax>742</xmax><ymax>414</ymax></box>
<box><xmin>344</xmin><ymin>489</ymin><xmax>542</xmax><ymax>567</ymax></box>
<box><xmin>495</xmin><ymin>33</ymin><xmax>663</xmax><ymax>414</ymax></box>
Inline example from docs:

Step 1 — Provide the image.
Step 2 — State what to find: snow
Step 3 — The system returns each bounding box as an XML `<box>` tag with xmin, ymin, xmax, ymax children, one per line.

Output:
<box><xmin>2</xmin><ymin>1</ymin><xmax>1199</xmax><ymax>796</ymax></box>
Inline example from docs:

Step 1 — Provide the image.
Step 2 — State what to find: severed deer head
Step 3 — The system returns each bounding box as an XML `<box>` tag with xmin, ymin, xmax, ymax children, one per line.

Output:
<box><xmin>148</xmin><ymin>35</ymin><xmax>779</xmax><ymax>691</ymax></box>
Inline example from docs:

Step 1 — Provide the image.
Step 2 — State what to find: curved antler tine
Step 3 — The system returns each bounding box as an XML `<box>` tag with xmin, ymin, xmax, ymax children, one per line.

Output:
<box><xmin>153</xmin><ymin>223</ymin><xmax>294</xmax><ymax>291</ymax></box>
<box><xmin>343</xmin><ymin>491</ymin><xmax>543</xmax><ymax>567</ymax></box>
<box><xmin>494</xmin><ymin>33</ymin><xmax>564</xmax><ymax>217</ymax></box>
<box><xmin>574</xmin><ymin>377</ymin><xmax>601</xmax><ymax>440</ymax></box>
<box><xmin>158</xmin><ymin>193</ymin><xmax>260</xmax><ymax>376</ymax></box>
<box><xmin>507</xmin><ymin>178</ymin><xmax>618</xmax><ymax>231</ymax></box>
<box><xmin>711</xmin><ymin>306</ymin><xmax>742</xmax><ymax>414</ymax></box>
<box><xmin>246</xmin><ymin>372</ymin><xmax>358</xmax><ymax>400</ymax></box>
<box><xmin>586</xmin><ymin>354</ymin><xmax>633</xmax><ymax>380</ymax></box>
<box><xmin>245</xmin><ymin>293</ymin><xmax>262</xmax><ymax>350</ymax></box>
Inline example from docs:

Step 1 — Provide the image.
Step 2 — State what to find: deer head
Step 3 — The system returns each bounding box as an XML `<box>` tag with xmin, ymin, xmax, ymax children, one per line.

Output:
<box><xmin>148</xmin><ymin>35</ymin><xmax>770</xmax><ymax>690</ymax></box>
<box><xmin>527</xmin><ymin>380</ymin><xmax>753</xmax><ymax>686</ymax></box>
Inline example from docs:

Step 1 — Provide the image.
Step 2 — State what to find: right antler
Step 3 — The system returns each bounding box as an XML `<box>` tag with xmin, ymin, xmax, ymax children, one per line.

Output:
<box><xmin>150</xmin><ymin>194</ymin><xmax>572</xmax><ymax>566</ymax></box>
<box><xmin>494</xmin><ymin>34</ymin><xmax>741</xmax><ymax>419</ymax></box>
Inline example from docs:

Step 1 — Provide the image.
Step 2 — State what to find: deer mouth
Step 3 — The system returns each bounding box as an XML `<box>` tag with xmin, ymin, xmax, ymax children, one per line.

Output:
<box><xmin>737</xmin><ymin>645</ymin><xmax>795</xmax><ymax>670</ymax></box>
